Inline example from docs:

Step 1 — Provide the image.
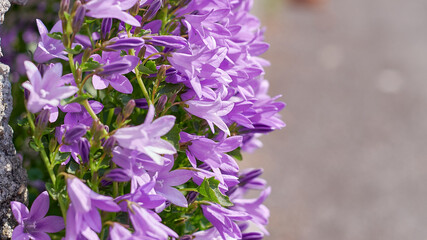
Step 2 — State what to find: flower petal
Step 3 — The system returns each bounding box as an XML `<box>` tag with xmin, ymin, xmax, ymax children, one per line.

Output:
<box><xmin>29</xmin><ymin>191</ymin><xmax>49</xmax><ymax>220</ymax></box>
<box><xmin>37</xmin><ymin>216</ymin><xmax>65</xmax><ymax>233</ymax></box>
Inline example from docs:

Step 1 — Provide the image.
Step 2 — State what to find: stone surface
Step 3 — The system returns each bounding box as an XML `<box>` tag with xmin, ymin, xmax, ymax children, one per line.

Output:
<box><xmin>0</xmin><ymin>0</ymin><xmax>27</xmax><ymax>239</ymax></box>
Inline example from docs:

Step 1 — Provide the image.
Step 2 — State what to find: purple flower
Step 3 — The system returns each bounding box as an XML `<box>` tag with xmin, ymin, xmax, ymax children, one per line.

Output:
<box><xmin>84</xmin><ymin>0</ymin><xmax>141</xmax><ymax>27</ymax></box>
<box><xmin>106</xmin><ymin>37</ymin><xmax>145</xmax><ymax>51</ymax></box>
<box><xmin>65</xmin><ymin>177</ymin><xmax>121</xmax><ymax>240</ymax></box>
<box><xmin>56</xmin><ymin>124</ymin><xmax>90</xmax><ymax>165</ymax></box>
<box><xmin>22</xmin><ymin>61</ymin><xmax>78</xmax><ymax>113</ymax></box>
<box><xmin>91</xmin><ymin>51</ymin><xmax>138</xmax><ymax>94</ymax></box>
<box><xmin>109</xmin><ymin>223</ymin><xmax>137</xmax><ymax>240</ymax></box>
<box><xmin>33</xmin><ymin>19</ymin><xmax>68</xmax><ymax>63</ymax></box>
<box><xmin>202</xmin><ymin>203</ymin><xmax>251</xmax><ymax>240</ymax></box>
<box><xmin>60</xmin><ymin>100</ymin><xmax>103</xmax><ymax>126</ymax></box>
<box><xmin>185</xmin><ymin>97</ymin><xmax>234</xmax><ymax>135</ymax></box>
<box><xmin>11</xmin><ymin>191</ymin><xmax>65</xmax><ymax>240</ymax></box>
<box><xmin>231</xmin><ymin>187</ymin><xmax>271</xmax><ymax>235</ymax></box>
<box><xmin>181</xmin><ymin>132</ymin><xmax>241</xmax><ymax>173</ymax></box>
<box><xmin>128</xmin><ymin>204</ymin><xmax>178</xmax><ymax>240</ymax></box>
<box><xmin>114</xmin><ymin>105</ymin><xmax>176</xmax><ymax>164</ymax></box>
<box><xmin>151</xmin><ymin>161</ymin><xmax>192</xmax><ymax>207</ymax></box>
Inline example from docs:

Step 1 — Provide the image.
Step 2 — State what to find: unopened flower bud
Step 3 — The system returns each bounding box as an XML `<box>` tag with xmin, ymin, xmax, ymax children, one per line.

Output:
<box><xmin>239</xmin><ymin>168</ymin><xmax>263</xmax><ymax>186</ymax></box>
<box><xmin>78</xmin><ymin>138</ymin><xmax>90</xmax><ymax>164</ymax></box>
<box><xmin>82</xmin><ymin>48</ymin><xmax>92</xmax><ymax>63</ymax></box>
<box><xmin>137</xmin><ymin>46</ymin><xmax>147</xmax><ymax>59</ymax></box>
<box><xmin>123</xmin><ymin>100</ymin><xmax>136</xmax><ymax>119</ymax></box>
<box><xmin>72</xmin><ymin>4</ymin><xmax>86</xmax><ymax>33</ymax></box>
<box><xmin>103</xmin><ymin>137</ymin><xmax>116</xmax><ymax>153</ymax></box>
<box><xmin>101</xmin><ymin>18</ymin><xmax>112</xmax><ymax>39</ymax></box>
<box><xmin>242</xmin><ymin>232</ymin><xmax>264</xmax><ymax>240</ymax></box>
<box><xmin>64</xmin><ymin>125</ymin><xmax>87</xmax><ymax>144</ymax></box>
<box><xmin>92</xmin><ymin>122</ymin><xmax>106</xmax><ymax>143</ymax></box>
<box><xmin>143</xmin><ymin>0</ymin><xmax>162</xmax><ymax>22</ymax></box>
<box><xmin>155</xmin><ymin>95</ymin><xmax>167</xmax><ymax>114</ymax></box>
<box><xmin>59</xmin><ymin>0</ymin><xmax>70</xmax><ymax>21</ymax></box>
<box><xmin>35</xmin><ymin>109</ymin><xmax>50</xmax><ymax>134</ymax></box>
<box><xmin>135</xmin><ymin>98</ymin><xmax>148</xmax><ymax>109</ymax></box>
<box><xmin>100</xmin><ymin>61</ymin><xmax>133</xmax><ymax>76</ymax></box>
<box><xmin>129</xmin><ymin>2</ymin><xmax>140</xmax><ymax>16</ymax></box>
<box><xmin>186</xmin><ymin>191</ymin><xmax>199</xmax><ymax>205</ymax></box>
<box><xmin>106</xmin><ymin>37</ymin><xmax>145</xmax><ymax>51</ymax></box>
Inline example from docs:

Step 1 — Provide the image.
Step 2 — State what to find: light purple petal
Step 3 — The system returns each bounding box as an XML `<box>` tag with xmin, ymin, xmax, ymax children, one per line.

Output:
<box><xmin>92</xmin><ymin>75</ymin><xmax>109</xmax><ymax>90</ymax></box>
<box><xmin>157</xmin><ymin>186</ymin><xmax>188</xmax><ymax>207</ymax></box>
<box><xmin>109</xmin><ymin>74</ymin><xmax>133</xmax><ymax>94</ymax></box>
<box><xmin>29</xmin><ymin>191</ymin><xmax>49</xmax><ymax>220</ymax></box>
<box><xmin>10</xmin><ymin>201</ymin><xmax>28</xmax><ymax>223</ymax></box>
<box><xmin>12</xmin><ymin>225</ymin><xmax>29</xmax><ymax>240</ymax></box>
<box><xmin>37</xmin><ymin>216</ymin><xmax>65</xmax><ymax>233</ymax></box>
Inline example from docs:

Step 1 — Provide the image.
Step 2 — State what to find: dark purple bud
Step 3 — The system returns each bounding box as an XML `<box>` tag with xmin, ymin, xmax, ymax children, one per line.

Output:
<box><xmin>72</xmin><ymin>4</ymin><xmax>86</xmax><ymax>33</ymax></box>
<box><xmin>137</xmin><ymin>46</ymin><xmax>147</xmax><ymax>59</ymax></box>
<box><xmin>198</xmin><ymin>163</ymin><xmax>211</xmax><ymax>171</ymax></box>
<box><xmin>123</xmin><ymin>100</ymin><xmax>136</xmax><ymax>119</ymax></box>
<box><xmin>35</xmin><ymin>109</ymin><xmax>50</xmax><ymax>132</ymax></box>
<box><xmin>143</xmin><ymin>0</ymin><xmax>162</xmax><ymax>21</ymax></box>
<box><xmin>78</xmin><ymin>138</ymin><xmax>90</xmax><ymax>164</ymax></box>
<box><xmin>101</xmin><ymin>18</ymin><xmax>112</xmax><ymax>39</ymax></box>
<box><xmin>103</xmin><ymin>137</ymin><xmax>116</xmax><ymax>153</ymax></box>
<box><xmin>106</xmin><ymin>37</ymin><xmax>145</xmax><ymax>51</ymax></box>
<box><xmin>155</xmin><ymin>95</ymin><xmax>167</xmax><ymax>113</ymax></box>
<box><xmin>239</xmin><ymin>168</ymin><xmax>263</xmax><ymax>186</ymax></box>
<box><xmin>134</xmin><ymin>98</ymin><xmax>148</xmax><ymax>109</ymax></box>
<box><xmin>64</xmin><ymin>125</ymin><xmax>87</xmax><ymax>144</ymax></box>
<box><xmin>241</xmin><ymin>124</ymin><xmax>273</xmax><ymax>134</ymax></box>
<box><xmin>179</xmin><ymin>236</ymin><xmax>193</xmax><ymax>240</ymax></box>
<box><xmin>100</xmin><ymin>61</ymin><xmax>133</xmax><ymax>75</ymax></box>
<box><xmin>186</xmin><ymin>191</ymin><xmax>199</xmax><ymax>205</ymax></box>
<box><xmin>242</xmin><ymin>232</ymin><xmax>264</xmax><ymax>240</ymax></box>
<box><xmin>129</xmin><ymin>2</ymin><xmax>140</xmax><ymax>16</ymax></box>
<box><xmin>59</xmin><ymin>0</ymin><xmax>70</xmax><ymax>21</ymax></box>
<box><xmin>145</xmin><ymin>35</ymin><xmax>188</xmax><ymax>49</ymax></box>
<box><xmin>101</xmin><ymin>178</ymin><xmax>113</xmax><ymax>186</ymax></box>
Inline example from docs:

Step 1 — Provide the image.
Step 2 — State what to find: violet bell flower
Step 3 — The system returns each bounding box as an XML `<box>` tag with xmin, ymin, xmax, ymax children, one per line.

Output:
<box><xmin>114</xmin><ymin>105</ymin><xmax>176</xmax><ymax>164</ymax></box>
<box><xmin>22</xmin><ymin>61</ymin><xmax>78</xmax><ymax>113</ymax></box>
<box><xmin>11</xmin><ymin>191</ymin><xmax>65</xmax><ymax>240</ymax></box>
<box><xmin>33</xmin><ymin>19</ymin><xmax>68</xmax><ymax>63</ymax></box>
<box><xmin>65</xmin><ymin>177</ymin><xmax>121</xmax><ymax>240</ymax></box>
<box><xmin>84</xmin><ymin>0</ymin><xmax>141</xmax><ymax>27</ymax></box>
<box><xmin>91</xmin><ymin>51</ymin><xmax>138</xmax><ymax>94</ymax></box>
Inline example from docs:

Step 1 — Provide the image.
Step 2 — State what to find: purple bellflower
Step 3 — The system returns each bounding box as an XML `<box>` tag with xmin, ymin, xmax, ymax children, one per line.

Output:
<box><xmin>151</xmin><ymin>161</ymin><xmax>192</xmax><ymax>207</ymax></box>
<box><xmin>91</xmin><ymin>51</ymin><xmax>138</xmax><ymax>94</ymax></box>
<box><xmin>65</xmin><ymin>177</ymin><xmax>121</xmax><ymax>240</ymax></box>
<box><xmin>33</xmin><ymin>19</ymin><xmax>68</xmax><ymax>63</ymax></box>
<box><xmin>185</xmin><ymin>97</ymin><xmax>234</xmax><ymax>135</ymax></box>
<box><xmin>202</xmin><ymin>203</ymin><xmax>251</xmax><ymax>240</ymax></box>
<box><xmin>11</xmin><ymin>191</ymin><xmax>65</xmax><ymax>240</ymax></box>
<box><xmin>114</xmin><ymin>105</ymin><xmax>176</xmax><ymax>164</ymax></box>
<box><xmin>23</xmin><ymin>61</ymin><xmax>78</xmax><ymax>113</ymax></box>
<box><xmin>84</xmin><ymin>0</ymin><xmax>141</xmax><ymax>27</ymax></box>
<box><xmin>128</xmin><ymin>204</ymin><xmax>178</xmax><ymax>240</ymax></box>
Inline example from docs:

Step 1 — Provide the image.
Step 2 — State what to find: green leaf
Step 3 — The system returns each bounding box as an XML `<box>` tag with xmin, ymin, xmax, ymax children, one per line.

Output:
<box><xmin>65</xmin><ymin>44</ymin><xmax>83</xmax><ymax>54</ymax></box>
<box><xmin>158</xmin><ymin>83</ymin><xmax>183</xmax><ymax>95</ymax></box>
<box><xmin>29</xmin><ymin>140</ymin><xmax>40</xmax><ymax>152</ymax></box>
<box><xmin>60</xmin><ymin>93</ymin><xmax>92</xmax><ymax>106</ymax></box>
<box><xmin>146</xmin><ymin>60</ymin><xmax>157</xmax><ymax>72</ymax></box>
<box><xmin>47</xmin><ymin>32</ymin><xmax>63</xmax><ymax>40</ymax></box>
<box><xmin>138</xmin><ymin>65</ymin><xmax>157</xmax><ymax>75</ymax></box>
<box><xmin>163</xmin><ymin>124</ymin><xmax>181</xmax><ymax>150</ymax></box>
<box><xmin>197</xmin><ymin>177</ymin><xmax>233</xmax><ymax>207</ymax></box>
<box><xmin>81</xmin><ymin>58</ymin><xmax>101</xmax><ymax>72</ymax></box>
<box><xmin>227</xmin><ymin>147</ymin><xmax>242</xmax><ymax>161</ymax></box>
<box><xmin>45</xmin><ymin>182</ymin><xmax>58</xmax><ymax>200</ymax></box>
<box><xmin>53</xmin><ymin>152</ymin><xmax>70</xmax><ymax>166</ymax></box>
<box><xmin>66</xmin><ymin>161</ymin><xmax>80</xmax><ymax>175</ymax></box>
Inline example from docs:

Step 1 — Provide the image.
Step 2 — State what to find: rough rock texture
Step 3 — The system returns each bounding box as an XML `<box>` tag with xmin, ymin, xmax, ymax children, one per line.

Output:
<box><xmin>0</xmin><ymin>0</ymin><xmax>27</xmax><ymax>239</ymax></box>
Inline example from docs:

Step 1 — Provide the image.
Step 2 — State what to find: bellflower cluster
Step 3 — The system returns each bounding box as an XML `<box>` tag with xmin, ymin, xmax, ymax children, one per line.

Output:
<box><xmin>10</xmin><ymin>0</ymin><xmax>285</xmax><ymax>239</ymax></box>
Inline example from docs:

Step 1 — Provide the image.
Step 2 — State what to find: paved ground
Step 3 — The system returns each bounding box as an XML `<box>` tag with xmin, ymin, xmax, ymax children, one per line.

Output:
<box><xmin>245</xmin><ymin>0</ymin><xmax>427</xmax><ymax>239</ymax></box>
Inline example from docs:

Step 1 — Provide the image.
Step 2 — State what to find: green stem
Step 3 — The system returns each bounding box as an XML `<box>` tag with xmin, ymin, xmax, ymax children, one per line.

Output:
<box><xmin>82</xmin><ymin>99</ymin><xmax>100</xmax><ymax>122</ymax></box>
<box><xmin>135</xmin><ymin>71</ymin><xmax>152</xmax><ymax>106</ymax></box>
<box><xmin>38</xmin><ymin>141</ymin><xmax>56</xmax><ymax>184</ymax></box>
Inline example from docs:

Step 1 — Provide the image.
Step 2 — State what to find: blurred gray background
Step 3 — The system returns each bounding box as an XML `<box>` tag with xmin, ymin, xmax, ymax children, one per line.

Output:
<box><xmin>244</xmin><ymin>0</ymin><xmax>427</xmax><ymax>239</ymax></box>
